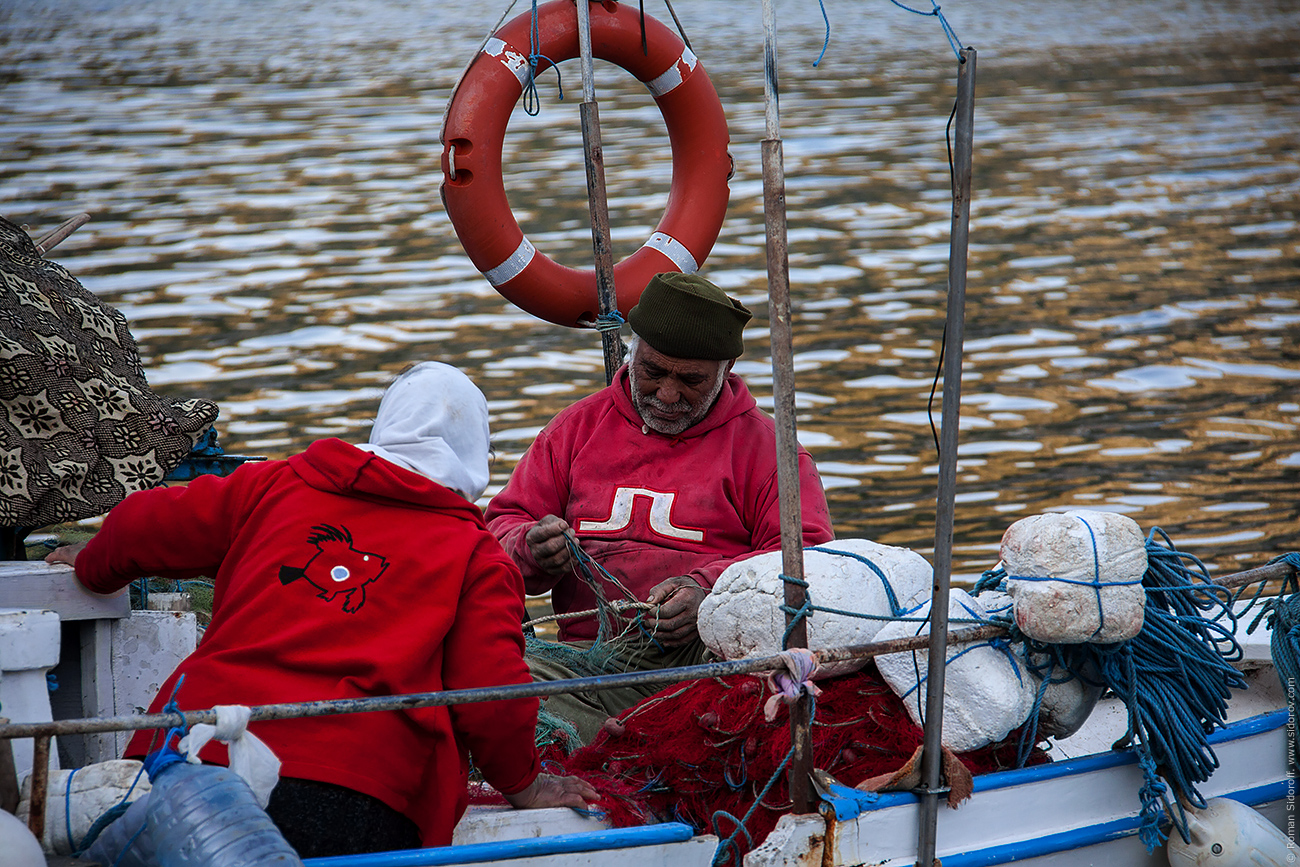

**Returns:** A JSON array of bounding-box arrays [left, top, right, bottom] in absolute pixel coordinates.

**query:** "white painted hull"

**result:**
[[311, 610, 1294, 867], [810, 709, 1291, 867], [306, 704, 1291, 867]]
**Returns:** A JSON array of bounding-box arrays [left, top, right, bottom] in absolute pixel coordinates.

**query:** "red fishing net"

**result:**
[[521, 663, 1048, 857]]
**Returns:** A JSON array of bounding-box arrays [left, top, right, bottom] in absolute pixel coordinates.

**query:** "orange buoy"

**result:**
[[440, 0, 731, 328]]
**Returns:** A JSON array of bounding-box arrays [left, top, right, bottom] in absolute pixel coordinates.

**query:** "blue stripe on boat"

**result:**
[[822, 709, 1289, 820], [935, 781, 1290, 867], [303, 822, 696, 866]]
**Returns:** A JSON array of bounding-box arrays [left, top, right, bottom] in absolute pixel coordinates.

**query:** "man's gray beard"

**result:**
[[631, 366, 726, 436]]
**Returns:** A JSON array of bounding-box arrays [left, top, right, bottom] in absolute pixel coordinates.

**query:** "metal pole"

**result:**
[[916, 47, 976, 867], [0, 626, 1016, 745], [760, 0, 814, 815], [575, 0, 623, 384]]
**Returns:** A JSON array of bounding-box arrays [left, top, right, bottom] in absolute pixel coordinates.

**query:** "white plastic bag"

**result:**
[[178, 705, 281, 807]]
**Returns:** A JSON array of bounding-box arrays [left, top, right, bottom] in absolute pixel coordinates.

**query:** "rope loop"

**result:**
[[778, 572, 813, 649], [710, 696, 817, 866], [523, 0, 564, 116], [887, 0, 964, 60], [594, 310, 626, 333]]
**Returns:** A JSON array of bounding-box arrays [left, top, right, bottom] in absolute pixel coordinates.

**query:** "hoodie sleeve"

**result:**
[[73, 465, 271, 594], [484, 426, 572, 596], [682, 450, 835, 589], [441, 535, 540, 796]]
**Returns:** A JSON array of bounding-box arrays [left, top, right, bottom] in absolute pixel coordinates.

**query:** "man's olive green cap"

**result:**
[[627, 272, 753, 360]]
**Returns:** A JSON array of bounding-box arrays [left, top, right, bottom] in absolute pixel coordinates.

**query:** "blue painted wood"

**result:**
[[303, 822, 696, 867], [935, 781, 1289, 867], [823, 708, 1289, 820]]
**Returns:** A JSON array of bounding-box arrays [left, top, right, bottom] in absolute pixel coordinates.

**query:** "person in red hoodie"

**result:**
[[486, 273, 835, 745], [46, 361, 595, 858]]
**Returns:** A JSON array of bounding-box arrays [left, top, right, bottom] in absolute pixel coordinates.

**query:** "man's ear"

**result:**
[[724, 359, 736, 375]]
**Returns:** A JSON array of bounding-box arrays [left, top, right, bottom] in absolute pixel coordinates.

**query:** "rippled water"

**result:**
[[2, 0, 1297, 580]]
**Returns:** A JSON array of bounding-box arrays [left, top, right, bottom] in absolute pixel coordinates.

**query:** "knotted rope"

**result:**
[[522, 0, 564, 116], [888, 0, 965, 60]]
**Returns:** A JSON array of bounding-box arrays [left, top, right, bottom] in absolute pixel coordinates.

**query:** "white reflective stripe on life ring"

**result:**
[[646, 47, 697, 98], [643, 232, 699, 273], [484, 37, 531, 87], [484, 236, 537, 286]]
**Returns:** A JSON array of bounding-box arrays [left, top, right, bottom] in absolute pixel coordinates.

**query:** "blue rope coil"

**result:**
[[1244, 552, 1300, 773], [984, 530, 1248, 851]]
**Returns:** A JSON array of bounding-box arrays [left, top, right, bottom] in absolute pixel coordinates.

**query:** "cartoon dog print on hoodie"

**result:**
[[279, 524, 389, 613]]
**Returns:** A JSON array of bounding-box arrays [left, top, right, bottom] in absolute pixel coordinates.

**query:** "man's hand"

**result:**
[[644, 576, 709, 647], [524, 515, 577, 576], [45, 542, 87, 569], [504, 772, 599, 810]]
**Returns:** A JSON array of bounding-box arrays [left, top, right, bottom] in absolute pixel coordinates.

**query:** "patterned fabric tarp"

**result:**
[[0, 215, 219, 529]]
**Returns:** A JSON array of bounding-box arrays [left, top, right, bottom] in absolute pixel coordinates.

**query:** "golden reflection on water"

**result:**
[[1, 0, 1297, 582]]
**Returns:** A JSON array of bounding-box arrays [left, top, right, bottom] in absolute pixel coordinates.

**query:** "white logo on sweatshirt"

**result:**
[[578, 487, 706, 542]]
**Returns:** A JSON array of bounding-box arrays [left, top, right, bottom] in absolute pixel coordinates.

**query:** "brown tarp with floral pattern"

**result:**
[[0, 216, 219, 529]]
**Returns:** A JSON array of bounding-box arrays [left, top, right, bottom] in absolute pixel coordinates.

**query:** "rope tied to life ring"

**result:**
[[440, 0, 732, 329]]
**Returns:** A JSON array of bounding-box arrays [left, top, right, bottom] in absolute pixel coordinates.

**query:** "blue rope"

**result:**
[[143, 745, 188, 781], [710, 696, 817, 866], [778, 572, 813, 650], [110, 817, 149, 867], [72, 744, 151, 854], [812, 0, 831, 67], [1245, 552, 1300, 771], [594, 311, 625, 333], [522, 0, 563, 116], [64, 767, 77, 852], [972, 565, 1006, 595], [1011, 531, 1246, 851], [887, 0, 964, 60], [807, 547, 906, 616]]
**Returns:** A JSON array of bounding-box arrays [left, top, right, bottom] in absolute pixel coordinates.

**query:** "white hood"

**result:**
[[355, 361, 491, 501]]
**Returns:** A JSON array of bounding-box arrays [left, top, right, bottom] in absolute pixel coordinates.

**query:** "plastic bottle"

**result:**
[[146, 760, 302, 867], [82, 793, 156, 867]]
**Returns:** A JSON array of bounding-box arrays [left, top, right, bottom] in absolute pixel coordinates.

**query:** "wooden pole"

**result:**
[[27, 735, 49, 839], [916, 47, 976, 867], [575, 0, 623, 384], [34, 213, 90, 255], [759, 0, 814, 815], [0, 719, 18, 815]]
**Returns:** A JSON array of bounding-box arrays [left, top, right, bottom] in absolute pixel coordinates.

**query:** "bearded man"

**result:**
[[486, 272, 834, 745]]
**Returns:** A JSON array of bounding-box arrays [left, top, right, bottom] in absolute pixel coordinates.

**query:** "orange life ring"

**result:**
[[440, 0, 731, 328]]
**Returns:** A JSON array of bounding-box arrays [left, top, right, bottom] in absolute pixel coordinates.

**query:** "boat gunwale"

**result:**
[[822, 707, 1289, 814]]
